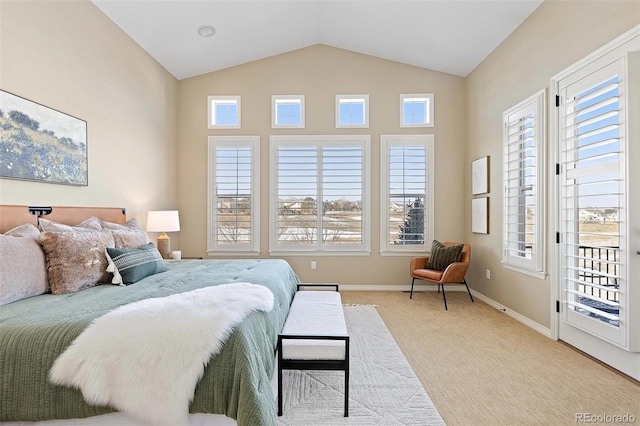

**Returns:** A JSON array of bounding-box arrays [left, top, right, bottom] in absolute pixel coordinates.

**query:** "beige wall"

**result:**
[[6, 0, 637, 329], [178, 45, 465, 285], [0, 0, 179, 230], [465, 0, 640, 327]]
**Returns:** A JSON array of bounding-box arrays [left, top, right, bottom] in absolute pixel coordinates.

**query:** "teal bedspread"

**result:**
[[0, 259, 299, 425]]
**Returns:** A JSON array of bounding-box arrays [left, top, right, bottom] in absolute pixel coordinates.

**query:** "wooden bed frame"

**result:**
[[0, 205, 127, 233]]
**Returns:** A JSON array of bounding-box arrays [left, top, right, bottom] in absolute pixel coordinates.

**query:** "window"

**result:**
[[208, 96, 241, 128], [269, 135, 370, 254], [272, 95, 305, 128], [400, 94, 434, 127], [502, 89, 545, 277], [380, 135, 434, 254], [207, 136, 259, 254], [335, 95, 369, 128]]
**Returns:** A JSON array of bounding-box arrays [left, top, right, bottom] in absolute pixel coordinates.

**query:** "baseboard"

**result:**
[[339, 284, 468, 292], [339, 284, 552, 339], [469, 290, 552, 338]]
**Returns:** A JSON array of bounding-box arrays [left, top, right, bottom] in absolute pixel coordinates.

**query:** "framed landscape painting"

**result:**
[[0, 90, 87, 186]]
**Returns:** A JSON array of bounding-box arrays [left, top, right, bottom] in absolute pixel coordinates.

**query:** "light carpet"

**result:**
[[277, 305, 445, 425]]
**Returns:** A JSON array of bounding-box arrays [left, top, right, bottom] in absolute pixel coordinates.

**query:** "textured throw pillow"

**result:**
[[425, 240, 464, 271], [105, 243, 166, 285], [100, 218, 148, 249], [38, 217, 102, 232], [0, 224, 47, 305], [39, 230, 115, 295]]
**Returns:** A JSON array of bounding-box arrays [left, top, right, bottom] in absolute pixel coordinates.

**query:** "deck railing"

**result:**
[[577, 246, 619, 317], [578, 245, 619, 298]]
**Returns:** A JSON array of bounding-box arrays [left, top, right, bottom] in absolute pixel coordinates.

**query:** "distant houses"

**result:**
[[579, 209, 619, 223]]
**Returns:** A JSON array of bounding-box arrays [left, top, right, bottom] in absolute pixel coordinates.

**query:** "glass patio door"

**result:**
[[554, 30, 640, 377], [558, 58, 627, 347]]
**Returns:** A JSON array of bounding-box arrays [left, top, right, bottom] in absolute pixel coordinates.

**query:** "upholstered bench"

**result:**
[[277, 284, 349, 417]]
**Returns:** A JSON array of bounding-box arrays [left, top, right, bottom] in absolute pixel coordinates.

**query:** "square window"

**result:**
[[400, 94, 433, 127], [208, 96, 241, 129], [336, 95, 369, 128], [272, 95, 305, 128]]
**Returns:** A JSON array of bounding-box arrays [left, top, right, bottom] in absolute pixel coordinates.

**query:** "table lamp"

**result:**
[[146, 210, 180, 259]]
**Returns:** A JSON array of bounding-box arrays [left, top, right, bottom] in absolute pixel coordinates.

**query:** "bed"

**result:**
[[0, 205, 299, 425]]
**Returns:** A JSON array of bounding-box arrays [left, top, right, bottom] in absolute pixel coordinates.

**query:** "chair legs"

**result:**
[[410, 277, 416, 299], [410, 278, 474, 310], [463, 279, 475, 303], [441, 284, 448, 310]]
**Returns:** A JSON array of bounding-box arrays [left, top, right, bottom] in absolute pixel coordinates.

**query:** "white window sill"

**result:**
[[502, 262, 546, 279]]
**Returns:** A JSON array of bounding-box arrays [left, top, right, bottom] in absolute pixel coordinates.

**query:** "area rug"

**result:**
[[277, 305, 445, 425]]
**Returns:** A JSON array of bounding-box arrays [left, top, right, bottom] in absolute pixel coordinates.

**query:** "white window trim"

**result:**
[[208, 96, 241, 129], [501, 89, 546, 279], [380, 134, 435, 255], [400, 93, 434, 128], [269, 134, 371, 255], [207, 136, 260, 255], [272, 95, 305, 129], [335, 95, 369, 128]]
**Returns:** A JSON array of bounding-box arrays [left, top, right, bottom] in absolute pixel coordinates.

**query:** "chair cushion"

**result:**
[[425, 240, 464, 271], [412, 268, 444, 281]]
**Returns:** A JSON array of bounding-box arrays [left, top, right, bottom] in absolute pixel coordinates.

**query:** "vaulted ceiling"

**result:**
[[92, 0, 543, 80]]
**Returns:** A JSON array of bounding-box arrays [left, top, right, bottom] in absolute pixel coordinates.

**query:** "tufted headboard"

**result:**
[[0, 205, 126, 233]]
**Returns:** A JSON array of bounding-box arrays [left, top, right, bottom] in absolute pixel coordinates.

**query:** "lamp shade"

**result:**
[[146, 210, 180, 232]]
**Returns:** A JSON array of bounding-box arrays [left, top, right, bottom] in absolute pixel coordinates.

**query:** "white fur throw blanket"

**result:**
[[49, 283, 274, 426]]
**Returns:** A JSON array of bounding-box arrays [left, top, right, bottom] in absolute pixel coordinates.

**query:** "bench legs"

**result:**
[[344, 339, 349, 416], [277, 345, 283, 417]]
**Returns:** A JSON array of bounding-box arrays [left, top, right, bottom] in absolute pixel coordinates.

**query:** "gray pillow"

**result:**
[[38, 217, 102, 232], [425, 240, 464, 271], [106, 243, 166, 285], [0, 224, 47, 305], [100, 218, 148, 249]]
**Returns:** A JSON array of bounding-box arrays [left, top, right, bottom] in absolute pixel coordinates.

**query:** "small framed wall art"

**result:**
[[472, 197, 489, 234], [471, 156, 489, 195]]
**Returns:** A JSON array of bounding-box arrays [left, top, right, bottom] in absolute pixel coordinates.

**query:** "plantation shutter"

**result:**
[[271, 136, 369, 252], [560, 60, 623, 326], [207, 137, 259, 253], [322, 144, 363, 245], [379, 135, 433, 254], [502, 90, 545, 276], [388, 144, 426, 246], [275, 144, 319, 246]]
